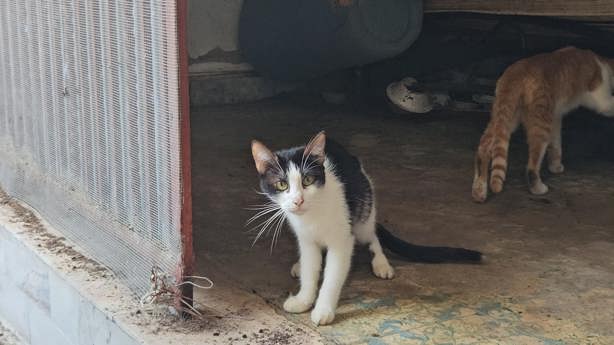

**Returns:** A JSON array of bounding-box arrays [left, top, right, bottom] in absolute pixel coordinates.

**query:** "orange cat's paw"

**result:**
[[548, 163, 565, 174], [472, 180, 488, 203], [530, 182, 549, 195]]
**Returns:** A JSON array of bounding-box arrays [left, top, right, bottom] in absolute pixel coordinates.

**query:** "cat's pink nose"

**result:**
[[293, 197, 304, 207]]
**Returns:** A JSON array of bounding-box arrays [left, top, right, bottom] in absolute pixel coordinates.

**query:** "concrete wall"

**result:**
[[0, 213, 139, 345], [188, 0, 246, 71]]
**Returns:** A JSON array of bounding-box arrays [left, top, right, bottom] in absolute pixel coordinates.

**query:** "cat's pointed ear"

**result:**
[[305, 131, 326, 163], [251, 140, 276, 174]]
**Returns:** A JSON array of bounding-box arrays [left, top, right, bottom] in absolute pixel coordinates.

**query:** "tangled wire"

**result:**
[[140, 266, 213, 318]]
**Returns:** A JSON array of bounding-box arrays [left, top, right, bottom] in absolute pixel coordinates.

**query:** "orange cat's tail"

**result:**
[[472, 87, 522, 202]]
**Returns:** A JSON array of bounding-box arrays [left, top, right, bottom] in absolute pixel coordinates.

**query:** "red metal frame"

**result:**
[[175, 0, 194, 314]]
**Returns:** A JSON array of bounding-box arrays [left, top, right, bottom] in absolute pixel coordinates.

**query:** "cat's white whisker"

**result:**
[[251, 220, 274, 245], [272, 157, 284, 175], [271, 217, 285, 250], [245, 206, 280, 226], [245, 203, 277, 210], [301, 151, 311, 172], [269, 221, 280, 253], [302, 132, 323, 171], [246, 201, 277, 207], [269, 213, 286, 254], [275, 216, 286, 248], [251, 209, 284, 246], [302, 152, 310, 166], [253, 212, 283, 246], [244, 203, 277, 211], [247, 210, 282, 234], [244, 199, 278, 211], [303, 159, 320, 172]]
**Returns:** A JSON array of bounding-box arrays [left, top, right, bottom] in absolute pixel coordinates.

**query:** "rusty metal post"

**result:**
[[175, 0, 195, 317]]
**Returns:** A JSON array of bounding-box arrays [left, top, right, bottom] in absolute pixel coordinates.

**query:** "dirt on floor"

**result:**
[[0, 189, 107, 276], [191, 94, 614, 345], [0, 320, 23, 345]]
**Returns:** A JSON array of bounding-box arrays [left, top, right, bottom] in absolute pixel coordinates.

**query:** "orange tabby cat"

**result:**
[[472, 47, 614, 202]]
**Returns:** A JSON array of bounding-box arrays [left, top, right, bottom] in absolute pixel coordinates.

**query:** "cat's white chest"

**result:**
[[288, 216, 331, 245], [286, 170, 352, 246]]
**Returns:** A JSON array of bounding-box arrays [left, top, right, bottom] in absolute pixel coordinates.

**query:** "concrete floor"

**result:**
[[192, 95, 614, 345]]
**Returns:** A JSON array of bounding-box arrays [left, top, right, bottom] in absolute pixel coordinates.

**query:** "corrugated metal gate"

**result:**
[[0, 0, 192, 302]]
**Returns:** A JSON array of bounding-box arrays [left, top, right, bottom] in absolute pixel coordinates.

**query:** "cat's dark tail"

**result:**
[[376, 224, 482, 263]]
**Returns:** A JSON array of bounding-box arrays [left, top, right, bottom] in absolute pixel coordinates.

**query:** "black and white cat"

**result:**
[[250, 131, 482, 325]]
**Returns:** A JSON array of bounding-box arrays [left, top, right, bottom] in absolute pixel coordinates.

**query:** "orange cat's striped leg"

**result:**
[[526, 132, 550, 195], [472, 151, 489, 202], [472, 132, 492, 202], [547, 117, 564, 174]]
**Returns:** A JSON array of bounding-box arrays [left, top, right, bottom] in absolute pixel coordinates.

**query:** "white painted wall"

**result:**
[[188, 0, 243, 60], [186, 0, 295, 104]]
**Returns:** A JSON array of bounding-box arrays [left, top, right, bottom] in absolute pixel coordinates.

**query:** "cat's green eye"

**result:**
[[303, 175, 316, 186], [274, 181, 288, 191]]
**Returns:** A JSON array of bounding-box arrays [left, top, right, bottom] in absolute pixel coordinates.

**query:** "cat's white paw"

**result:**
[[290, 262, 300, 278], [372, 259, 395, 279], [548, 163, 565, 174], [311, 304, 335, 326], [283, 295, 312, 314], [530, 181, 549, 195]]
